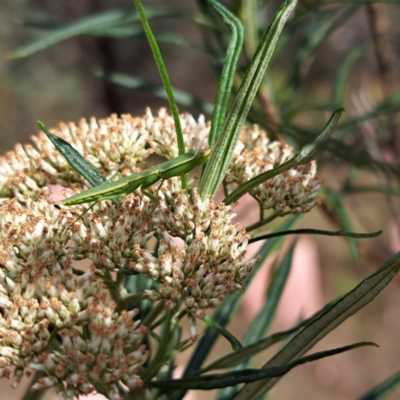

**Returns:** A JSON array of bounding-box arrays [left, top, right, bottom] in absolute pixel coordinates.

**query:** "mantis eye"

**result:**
[[200, 148, 211, 158]]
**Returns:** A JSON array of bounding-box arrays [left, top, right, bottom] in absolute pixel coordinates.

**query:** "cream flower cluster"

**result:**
[[227, 126, 324, 214], [0, 109, 324, 397], [0, 194, 147, 399], [64, 181, 258, 338], [145, 107, 210, 158], [139, 183, 259, 337], [0, 114, 152, 200]]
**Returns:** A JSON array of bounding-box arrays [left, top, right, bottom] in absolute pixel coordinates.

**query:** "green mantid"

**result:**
[[59, 147, 211, 206]]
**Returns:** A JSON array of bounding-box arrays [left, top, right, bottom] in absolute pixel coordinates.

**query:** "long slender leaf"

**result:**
[[243, 242, 296, 346], [324, 187, 359, 260], [248, 228, 382, 244], [224, 108, 343, 205], [202, 291, 351, 374], [286, 124, 400, 178], [207, 0, 244, 146], [10, 9, 176, 59], [333, 46, 364, 105], [201, 328, 299, 373], [234, 252, 400, 399], [152, 342, 376, 391], [199, 0, 298, 200], [132, 0, 186, 179], [95, 69, 214, 114], [358, 369, 400, 400]]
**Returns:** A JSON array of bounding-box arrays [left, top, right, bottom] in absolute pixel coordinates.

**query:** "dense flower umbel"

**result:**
[[0, 109, 323, 397], [139, 181, 260, 338], [145, 107, 210, 159], [0, 194, 147, 399], [0, 114, 152, 200], [227, 127, 324, 214]]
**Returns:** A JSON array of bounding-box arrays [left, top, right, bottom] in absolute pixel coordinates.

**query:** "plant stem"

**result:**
[[246, 211, 290, 232], [141, 309, 175, 384], [142, 301, 165, 328]]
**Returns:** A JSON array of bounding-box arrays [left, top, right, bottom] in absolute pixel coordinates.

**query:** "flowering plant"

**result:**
[[3, 0, 400, 399]]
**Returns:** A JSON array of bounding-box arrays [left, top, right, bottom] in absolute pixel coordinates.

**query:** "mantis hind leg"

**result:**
[[141, 179, 164, 212]]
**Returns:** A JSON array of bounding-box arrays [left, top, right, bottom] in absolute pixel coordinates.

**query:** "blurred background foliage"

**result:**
[[2, 0, 400, 399]]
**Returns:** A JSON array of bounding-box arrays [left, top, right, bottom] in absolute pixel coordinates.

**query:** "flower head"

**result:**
[[0, 193, 147, 398], [227, 126, 323, 214], [0, 109, 323, 394]]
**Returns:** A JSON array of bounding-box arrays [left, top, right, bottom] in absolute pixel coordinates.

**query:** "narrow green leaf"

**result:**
[[234, 253, 400, 399], [95, 69, 214, 114], [11, 10, 130, 58], [248, 228, 382, 244], [324, 188, 359, 260], [242, 242, 296, 346], [358, 369, 400, 400], [207, 0, 244, 146], [285, 123, 400, 178], [37, 121, 106, 187], [11, 9, 169, 59], [338, 89, 400, 130], [202, 315, 243, 351], [199, 0, 298, 200], [224, 108, 343, 205], [333, 46, 364, 105], [132, 0, 187, 188], [203, 292, 350, 375], [152, 342, 376, 390], [201, 326, 300, 373], [241, 0, 259, 57]]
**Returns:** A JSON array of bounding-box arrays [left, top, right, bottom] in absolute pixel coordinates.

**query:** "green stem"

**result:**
[[104, 270, 121, 303], [132, 0, 187, 189], [141, 309, 176, 384], [246, 211, 290, 232], [116, 292, 146, 313], [142, 301, 165, 327]]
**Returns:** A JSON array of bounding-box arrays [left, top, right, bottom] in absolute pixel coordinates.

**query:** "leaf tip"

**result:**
[[37, 120, 46, 132]]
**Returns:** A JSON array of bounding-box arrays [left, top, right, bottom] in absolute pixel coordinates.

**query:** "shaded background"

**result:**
[[1, 0, 400, 399]]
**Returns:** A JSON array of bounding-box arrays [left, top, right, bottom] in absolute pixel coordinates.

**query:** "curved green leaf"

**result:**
[[95, 69, 214, 114], [224, 108, 343, 205], [207, 0, 244, 146], [201, 324, 299, 373], [333, 45, 365, 105], [324, 187, 359, 260], [358, 369, 400, 400], [152, 342, 376, 391], [132, 0, 186, 174], [11, 9, 171, 59], [248, 228, 382, 244], [202, 315, 242, 351], [243, 242, 296, 345], [199, 0, 298, 200], [234, 252, 400, 399]]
